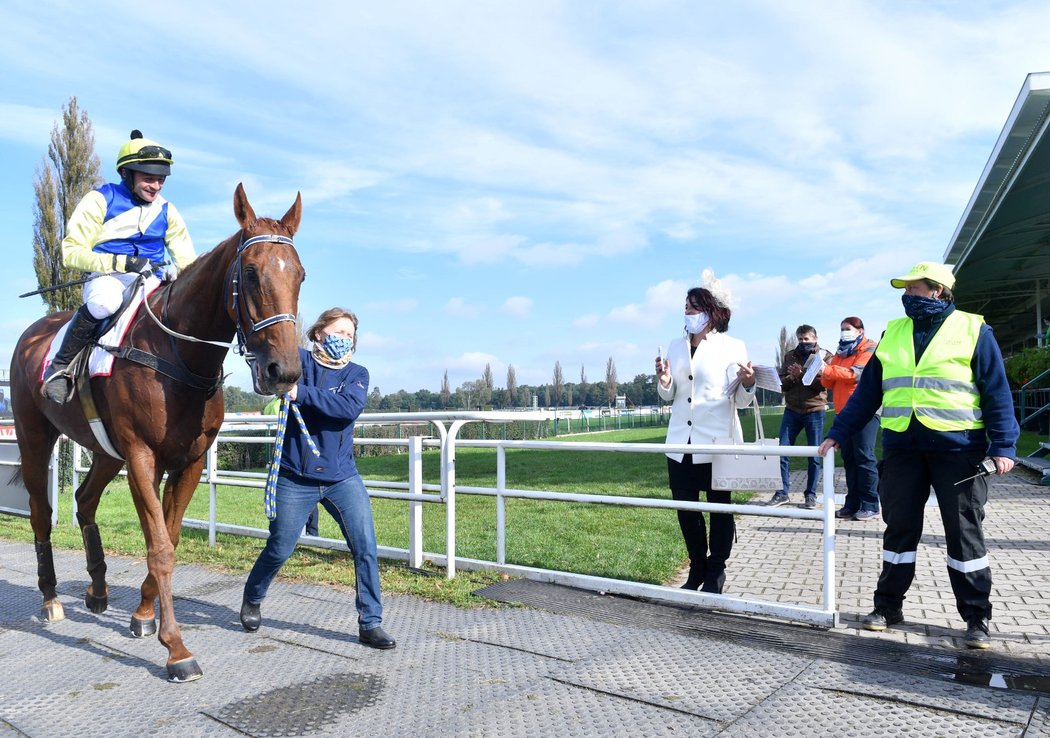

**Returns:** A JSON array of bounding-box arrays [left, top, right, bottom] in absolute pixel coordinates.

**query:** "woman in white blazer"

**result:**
[[656, 278, 755, 593]]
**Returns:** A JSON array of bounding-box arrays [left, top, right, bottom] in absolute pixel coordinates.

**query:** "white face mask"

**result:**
[[840, 329, 860, 342], [684, 312, 709, 335]]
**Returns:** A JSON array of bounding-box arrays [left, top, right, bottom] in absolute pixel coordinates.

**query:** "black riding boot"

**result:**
[[41, 306, 101, 403]]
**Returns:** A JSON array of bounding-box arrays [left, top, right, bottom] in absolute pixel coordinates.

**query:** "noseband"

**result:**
[[227, 234, 298, 361]]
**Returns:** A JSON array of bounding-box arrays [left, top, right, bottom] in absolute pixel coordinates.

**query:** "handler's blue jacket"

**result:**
[[826, 304, 1019, 459], [280, 348, 369, 483]]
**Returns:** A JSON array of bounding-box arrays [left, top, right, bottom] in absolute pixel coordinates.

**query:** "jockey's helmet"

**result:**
[[116, 130, 173, 177]]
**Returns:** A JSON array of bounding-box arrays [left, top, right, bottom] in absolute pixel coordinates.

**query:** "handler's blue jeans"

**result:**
[[840, 415, 880, 514], [244, 472, 383, 629], [779, 408, 825, 497]]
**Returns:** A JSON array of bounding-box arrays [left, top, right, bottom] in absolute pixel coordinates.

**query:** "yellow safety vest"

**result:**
[[876, 310, 984, 432]]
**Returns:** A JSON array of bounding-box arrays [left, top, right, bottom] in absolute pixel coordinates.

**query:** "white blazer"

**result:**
[[658, 332, 755, 463]]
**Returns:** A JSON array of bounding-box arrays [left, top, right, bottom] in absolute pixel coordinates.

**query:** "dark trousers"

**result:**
[[874, 448, 992, 622], [840, 416, 880, 513], [668, 457, 734, 593], [778, 408, 825, 497]]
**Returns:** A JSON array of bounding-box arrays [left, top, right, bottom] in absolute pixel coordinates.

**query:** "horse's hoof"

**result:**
[[167, 658, 203, 683], [130, 615, 157, 638], [85, 592, 109, 614], [40, 599, 65, 622]]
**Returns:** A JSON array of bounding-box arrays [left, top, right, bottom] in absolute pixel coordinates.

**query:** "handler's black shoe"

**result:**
[[240, 598, 261, 632], [862, 607, 904, 631], [964, 618, 992, 649], [359, 625, 396, 650]]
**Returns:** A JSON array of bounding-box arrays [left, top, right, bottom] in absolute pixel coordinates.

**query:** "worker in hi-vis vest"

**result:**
[[819, 261, 1018, 651]]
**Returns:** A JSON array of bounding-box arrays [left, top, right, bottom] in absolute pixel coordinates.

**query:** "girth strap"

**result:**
[[100, 345, 223, 392]]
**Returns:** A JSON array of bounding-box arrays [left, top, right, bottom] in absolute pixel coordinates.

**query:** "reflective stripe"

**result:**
[[912, 377, 979, 394], [947, 554, 989, 573], [882, 376, 914, 390], [883, 549, 917, 565], [881, 407, 912, 418], [915, 407, 982, 422]]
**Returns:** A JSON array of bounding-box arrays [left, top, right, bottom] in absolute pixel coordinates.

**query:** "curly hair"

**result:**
[[686, 287, 731, 332]]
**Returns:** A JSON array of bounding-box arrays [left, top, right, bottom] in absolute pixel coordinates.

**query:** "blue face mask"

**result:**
[[322, 334, 354, 361], [901, 294, 949, 320]]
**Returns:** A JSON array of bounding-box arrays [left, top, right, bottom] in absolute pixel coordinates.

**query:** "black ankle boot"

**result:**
[[42, 306, 101, 403], [680, 566, 704, 591], [240, 597, 262, 632]]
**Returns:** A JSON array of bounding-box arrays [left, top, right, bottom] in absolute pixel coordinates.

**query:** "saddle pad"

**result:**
[[40, 276, 162, 380]]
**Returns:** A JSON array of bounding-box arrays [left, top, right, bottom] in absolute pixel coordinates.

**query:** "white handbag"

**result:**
[[711, 399, 781, 491]]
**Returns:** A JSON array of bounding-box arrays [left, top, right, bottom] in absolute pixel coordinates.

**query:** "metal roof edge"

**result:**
[[944, 72, 1050, 267]]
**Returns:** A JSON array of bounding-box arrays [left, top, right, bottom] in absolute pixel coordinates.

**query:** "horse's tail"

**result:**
[[8, 465, 24, 488]]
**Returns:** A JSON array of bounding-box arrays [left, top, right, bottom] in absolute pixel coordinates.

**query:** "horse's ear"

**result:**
[[279, 192, 303, 236], [233, 183, 257, 230]]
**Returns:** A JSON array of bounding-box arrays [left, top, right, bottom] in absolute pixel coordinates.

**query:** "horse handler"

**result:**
[[818, 262, 1018, 649], [241, 307, 396, 650]]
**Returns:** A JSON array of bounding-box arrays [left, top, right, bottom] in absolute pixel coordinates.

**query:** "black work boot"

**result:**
[[41, 306, 101, 403], [963, 617, 991, 649], [861, 607, 904, 631]]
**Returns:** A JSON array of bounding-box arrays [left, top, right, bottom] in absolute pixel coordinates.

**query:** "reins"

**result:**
[[140, 233, 298, 359]]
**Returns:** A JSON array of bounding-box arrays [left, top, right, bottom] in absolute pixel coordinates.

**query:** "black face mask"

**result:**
[[796, 341, 816, 354]]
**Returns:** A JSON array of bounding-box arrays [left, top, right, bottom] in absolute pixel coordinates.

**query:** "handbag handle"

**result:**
[[727, 395, 765, 444]]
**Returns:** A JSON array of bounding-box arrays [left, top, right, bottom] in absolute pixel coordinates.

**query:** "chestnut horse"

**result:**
[[9, 184, 305, 682]]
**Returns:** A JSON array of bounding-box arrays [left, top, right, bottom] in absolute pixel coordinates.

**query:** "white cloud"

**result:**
[[606, 279, 688, 328], [501, 296, 533, 317], [445, 297, 480, 318]]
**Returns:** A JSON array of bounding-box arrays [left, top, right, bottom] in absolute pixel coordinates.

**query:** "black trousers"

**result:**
[[667, 457, 734, 593], [874, 448, 992, 622]]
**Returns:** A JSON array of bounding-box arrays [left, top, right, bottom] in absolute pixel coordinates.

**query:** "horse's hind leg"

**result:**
[[73, 454, 125, 615]]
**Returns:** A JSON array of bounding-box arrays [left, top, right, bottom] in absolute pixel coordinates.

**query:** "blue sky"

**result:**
[[1, 1, 1047, 397]]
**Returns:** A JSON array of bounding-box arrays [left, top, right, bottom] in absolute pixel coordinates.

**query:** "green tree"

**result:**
[[32, 96, 103, 313], [506, 365, 518, 407], [552, 361, 564, 408], [578, 364, 589, 406], [440, 370, 450, 408], [482, 363, 494, 406], [605, 356, 618, 406], [776, 325, 796, 370]]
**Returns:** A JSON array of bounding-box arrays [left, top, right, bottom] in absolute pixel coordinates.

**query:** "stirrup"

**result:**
[[41, 367, 75, 403]]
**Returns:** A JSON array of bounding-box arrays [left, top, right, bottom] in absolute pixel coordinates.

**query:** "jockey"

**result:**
[[42, 130, 197, 403]]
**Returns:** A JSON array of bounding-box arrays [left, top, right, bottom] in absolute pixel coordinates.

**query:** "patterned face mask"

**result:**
[[322, 334, 354, 360]]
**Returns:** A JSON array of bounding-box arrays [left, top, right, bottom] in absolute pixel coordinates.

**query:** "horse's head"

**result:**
[[230, 183, 306, 395]]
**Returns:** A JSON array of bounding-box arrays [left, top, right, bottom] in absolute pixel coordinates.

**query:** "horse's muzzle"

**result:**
[[253, 356, 302, 396]]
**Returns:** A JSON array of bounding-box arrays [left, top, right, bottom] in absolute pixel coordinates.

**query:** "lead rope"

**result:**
[[264, 394, 320, 520]]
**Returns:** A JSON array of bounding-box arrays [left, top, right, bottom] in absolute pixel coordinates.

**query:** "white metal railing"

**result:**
[[49, 411, 839, 626]]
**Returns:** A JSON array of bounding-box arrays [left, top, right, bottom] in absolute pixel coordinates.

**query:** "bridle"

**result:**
[[141, 232, 298, 364], [227, 234, 298, 362]]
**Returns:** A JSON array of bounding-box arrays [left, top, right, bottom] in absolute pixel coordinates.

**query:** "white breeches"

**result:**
[[82, 273, 140, 320]]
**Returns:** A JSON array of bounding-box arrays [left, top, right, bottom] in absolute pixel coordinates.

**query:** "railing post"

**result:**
[[407, 435, 423, 568], [207, 440, 218, 547], [821, 447, 837, 622], [70, 440, 80, 526], [444, 420, 469, 579], [496, 444, 506, 565], [49, 442, 60, 528]]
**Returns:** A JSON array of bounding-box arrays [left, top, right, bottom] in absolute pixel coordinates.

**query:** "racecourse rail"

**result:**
[[1, 411, 840, 627]]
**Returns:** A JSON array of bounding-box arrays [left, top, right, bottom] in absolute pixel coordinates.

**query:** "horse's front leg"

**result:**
[[125, 454, 203, 683], [131, 457, 206, 639], [18, 420, 63, 622], [73, 454, 125, 615]]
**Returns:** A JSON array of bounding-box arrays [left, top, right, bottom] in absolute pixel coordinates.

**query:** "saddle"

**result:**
[[43, 278, 221, 460]]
